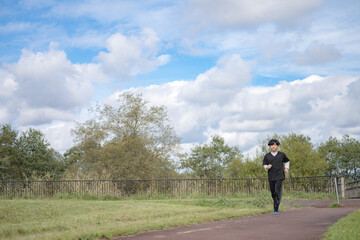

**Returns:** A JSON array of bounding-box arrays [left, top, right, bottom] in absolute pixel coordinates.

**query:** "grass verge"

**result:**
[[322, 209, 360, 240], [0, 191, 336, 240], [0, 199, 270, 240]]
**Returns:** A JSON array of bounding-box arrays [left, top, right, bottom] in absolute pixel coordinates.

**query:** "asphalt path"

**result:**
[[113, 199, 360, 240]]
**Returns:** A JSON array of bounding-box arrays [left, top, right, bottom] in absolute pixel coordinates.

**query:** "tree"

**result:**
[[70, 92, 180, 179], [319, 135, 360, 180], [278, 133, 326, 177], [0, 124, 20, 180], [0, 124, 64, 180], [318, 137, 339, 176], [225, 156, 266, 178], [16, 128, 65, 180], [180, 135, 242, 178]]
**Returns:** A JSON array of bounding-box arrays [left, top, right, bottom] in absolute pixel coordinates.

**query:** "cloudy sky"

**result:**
[[1, 0, 360, 155]]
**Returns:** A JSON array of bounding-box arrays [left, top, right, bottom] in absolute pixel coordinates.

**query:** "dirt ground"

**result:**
[[113, 199, 360, 240]]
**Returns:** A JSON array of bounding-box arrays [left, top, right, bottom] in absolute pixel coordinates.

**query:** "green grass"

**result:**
[[0, 191, 337, 240], [0, 199, 270, 240], [329, 202, 342, 208], [282, 190, 337, 201], [322, 209, 360, 240]]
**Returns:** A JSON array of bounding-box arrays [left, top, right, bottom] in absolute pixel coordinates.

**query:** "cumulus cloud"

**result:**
[[0, 70, 18, 98], [0, 27, 174, 155], [0, 28, 172, 153], [104, 54, 360, 155], [26, 53, 357, 155], [0, 48, 101, 125], [17, 108, 75, 125], [37, 121, 76, 153], [293, 41, 341, 65], [4, 49, 93, 109], [180, 54, 251, 104], [106, 54, 251, 138], [184, 0, 323, 28], [96, 28, 170, 79], [0, 107, 11, 123]]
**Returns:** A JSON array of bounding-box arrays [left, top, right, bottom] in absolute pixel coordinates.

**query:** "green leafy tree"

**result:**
[[279, 133, 326, 177], [225, 156, 266, 178], [0, 124, 20, 180], [62, 146, 84, 178], [319, 135, 360, 180], [63, 146, 83, 168], [180, 135, 242, 178], [70, 92, 180, 179], [0, 124, 64, 180], [17, 128, 65, 180], [318, 137, 339, 176]]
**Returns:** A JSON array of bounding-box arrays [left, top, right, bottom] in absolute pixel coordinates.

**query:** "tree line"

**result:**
[[1, 93, 359, 181]]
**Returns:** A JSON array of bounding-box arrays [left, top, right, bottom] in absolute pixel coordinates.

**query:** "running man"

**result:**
[[263, 139, 290, 214]]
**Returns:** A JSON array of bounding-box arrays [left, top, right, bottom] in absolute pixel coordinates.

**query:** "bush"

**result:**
[[329, 202, 342, 208]]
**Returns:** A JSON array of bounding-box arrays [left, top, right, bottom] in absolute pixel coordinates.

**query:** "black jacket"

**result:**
[[263, 152, 289, 181]]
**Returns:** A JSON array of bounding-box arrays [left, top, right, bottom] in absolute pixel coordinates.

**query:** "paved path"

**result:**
[[114, 199, 360, 240]]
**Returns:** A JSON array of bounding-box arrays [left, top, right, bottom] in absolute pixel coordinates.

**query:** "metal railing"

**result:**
[[0, 176, 340, 198]]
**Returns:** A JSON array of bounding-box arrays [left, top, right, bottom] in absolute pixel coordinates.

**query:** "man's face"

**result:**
[[270, 144, 278, 152]]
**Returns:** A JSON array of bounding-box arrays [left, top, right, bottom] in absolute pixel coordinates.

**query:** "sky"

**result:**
[[1, 0, 360, 156]]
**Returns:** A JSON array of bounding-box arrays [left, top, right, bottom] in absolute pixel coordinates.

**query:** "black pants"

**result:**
[[269, 179, 283, 211]]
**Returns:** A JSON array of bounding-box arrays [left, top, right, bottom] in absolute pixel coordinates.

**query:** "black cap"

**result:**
[[268, 139, 280, 146]]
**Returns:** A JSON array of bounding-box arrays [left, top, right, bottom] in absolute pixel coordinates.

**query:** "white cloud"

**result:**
[[104, 55, 360, 155], [184, 0, 323, 28], [65, 30, 109, 49], [96, 28, 170, 80], [0, 27, 173, 152], [179, 54, 251, 104], [293, 41, 341, 65], [105, 54, 255, 144], [0, 22, 34, 33], [50, 0, 139, 23], [4, 49, 94, 109], [16, 107, 75, 125], [1, 1, 359, 156], [220, 119, 274, 132], [0, 107, 11, 123], [0, 70, 18, 97], [38, 121, 75, 153], [0, 48, 100, 125], [18, 53, 357, 155]]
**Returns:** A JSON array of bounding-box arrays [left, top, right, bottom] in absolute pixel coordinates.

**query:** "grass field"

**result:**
[[0, 191, 336, 240], [322, 209, 360, 240]]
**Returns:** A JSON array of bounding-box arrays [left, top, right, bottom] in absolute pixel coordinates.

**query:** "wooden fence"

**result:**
[[0, 176, 340, 198]]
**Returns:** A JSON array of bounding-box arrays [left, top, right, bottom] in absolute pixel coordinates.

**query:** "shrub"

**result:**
[[329, 202, 342, 208]]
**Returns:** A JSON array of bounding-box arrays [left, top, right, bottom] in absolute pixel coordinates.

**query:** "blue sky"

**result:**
[[1, 0, 360, 155]]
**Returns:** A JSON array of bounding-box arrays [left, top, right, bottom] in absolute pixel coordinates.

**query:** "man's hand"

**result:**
[[285, 168, 289, 174], [267, 164, 272, 169]]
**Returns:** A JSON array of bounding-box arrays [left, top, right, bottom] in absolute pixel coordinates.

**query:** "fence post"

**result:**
[[334, 177, 340, 204], [341, 177, 345, 199]]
